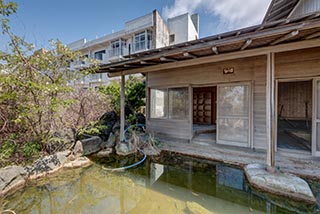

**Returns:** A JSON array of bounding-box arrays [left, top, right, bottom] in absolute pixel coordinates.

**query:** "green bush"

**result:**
[[0, 141, 16, 159], [22, 141, 41, 157], [78, 121, 107, 137]]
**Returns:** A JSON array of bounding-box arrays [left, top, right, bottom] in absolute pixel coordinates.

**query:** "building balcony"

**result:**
[[109, 47, 124, 58]]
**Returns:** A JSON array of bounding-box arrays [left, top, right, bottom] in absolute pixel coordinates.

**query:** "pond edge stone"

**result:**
[[244, 163, 316, 204], [0, 150, 92, 197]]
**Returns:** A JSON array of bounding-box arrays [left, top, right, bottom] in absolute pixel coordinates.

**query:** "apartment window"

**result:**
[[81, 55, 88, 65], [169, 34, 175, 43], [94, 50, 105, 60], [109, 39, 125, 57], [150, 87, 189, 120], [134, 31, 152, 52], [90, 73, 102, 81]]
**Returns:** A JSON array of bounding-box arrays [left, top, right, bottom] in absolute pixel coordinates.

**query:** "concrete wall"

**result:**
[[167, 13, 199, 45], [153, 10, 169, 49]]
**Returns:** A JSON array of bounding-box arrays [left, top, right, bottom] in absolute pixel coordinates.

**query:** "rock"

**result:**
[[63, 157, 92, 169], [115, 141, 136, 156], [46, 128, 75, 154], [112, 121, 120, 133], [244, 164, 316, 204], [91, 148, 113, 158], [73, 136, 103, 156], [186, 201, 211, 214], [25, 150, 70, 176], [101, 132, 117, 149], [99, 111, 118, 141], [135, 113, 146, 125], [0, 166, 26, 194]]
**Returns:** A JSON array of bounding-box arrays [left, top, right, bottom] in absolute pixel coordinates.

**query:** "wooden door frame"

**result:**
[[216, 81, 252, 148], [312, 78, 320, 156], [275, 77, 313, 154], [190, 84, 217, 140], [192, 86, 216, 125]]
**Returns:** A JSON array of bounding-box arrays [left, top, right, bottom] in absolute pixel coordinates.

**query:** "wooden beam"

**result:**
[[241, 39, 252, 50], [160, 56, 177, 62], [270, 30, 299, 45], [120, 75, 125, 141], [183, 52, 197, 59], [266, 52, 276, 171], [304, 31, 320, 40], [140, 60, 157, 65], [124, 64, 142, 68], [212, 47, 219, 55], [104, 20, 319, 72], [107, 38, 320, 77]]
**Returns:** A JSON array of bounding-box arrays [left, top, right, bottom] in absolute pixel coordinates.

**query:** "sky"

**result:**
[[1, 0, 271, 50]]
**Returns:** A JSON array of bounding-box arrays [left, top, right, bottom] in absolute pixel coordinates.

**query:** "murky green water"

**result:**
[[2, 153, 320, 214]]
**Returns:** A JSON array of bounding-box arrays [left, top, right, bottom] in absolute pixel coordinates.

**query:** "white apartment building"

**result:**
[[67, 10, 199, 89]]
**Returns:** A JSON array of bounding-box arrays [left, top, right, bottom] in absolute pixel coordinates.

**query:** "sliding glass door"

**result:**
[[217, 83, 251, 147]]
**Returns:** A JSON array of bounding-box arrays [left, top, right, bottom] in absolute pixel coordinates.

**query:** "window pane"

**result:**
[[218, 85, 249, 117], [150, 89, 167, 118], [169, 88, 189, 120], [218, 118, 249, 142]]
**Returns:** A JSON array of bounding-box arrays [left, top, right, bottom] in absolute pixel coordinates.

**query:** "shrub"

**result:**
[[22, 141, 41, 158], [0, 141, 16, 159]]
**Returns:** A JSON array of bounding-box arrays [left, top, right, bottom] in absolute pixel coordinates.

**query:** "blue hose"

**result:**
[[102, 124, 147, 172]]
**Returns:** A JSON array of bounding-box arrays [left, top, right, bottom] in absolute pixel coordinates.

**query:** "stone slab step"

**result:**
[[244, 164, 316, 204]]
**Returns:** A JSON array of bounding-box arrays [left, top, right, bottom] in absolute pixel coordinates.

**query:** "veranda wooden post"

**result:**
[[266, 52, 276, 171], [120, 74, 125, 142]]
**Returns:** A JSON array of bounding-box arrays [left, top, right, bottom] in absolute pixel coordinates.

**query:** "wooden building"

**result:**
[[99, 0, 320, 166]]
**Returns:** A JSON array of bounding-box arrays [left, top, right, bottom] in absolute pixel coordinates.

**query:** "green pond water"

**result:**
[[2, 153, 320, 214]]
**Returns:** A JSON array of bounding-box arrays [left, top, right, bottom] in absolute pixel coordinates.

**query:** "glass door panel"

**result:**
[[217, 83, 251, 147]]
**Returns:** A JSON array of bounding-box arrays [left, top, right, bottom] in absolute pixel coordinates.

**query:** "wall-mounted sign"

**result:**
[[223, 67, 234, 74]]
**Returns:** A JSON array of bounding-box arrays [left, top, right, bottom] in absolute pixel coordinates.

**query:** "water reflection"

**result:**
[[2, 153, 319, 214]]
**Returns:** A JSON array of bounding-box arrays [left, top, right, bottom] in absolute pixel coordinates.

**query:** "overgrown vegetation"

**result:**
[[0, 0, 111, 166], [98, 75, 145, 114], [0, 0, 147, 167]]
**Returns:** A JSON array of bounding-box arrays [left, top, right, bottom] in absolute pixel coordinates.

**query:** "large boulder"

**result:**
[[100, 132, 117, 149], [25, 150, 70, 176], [99, 111, 118, 141], [73, 136, 103, 156], [115, 141, 136, 156], [0, 166, 27, 194], [46, 128, 75, 154]]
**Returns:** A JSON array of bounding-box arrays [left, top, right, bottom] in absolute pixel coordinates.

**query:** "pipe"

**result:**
[[102, 124, 147, 172]]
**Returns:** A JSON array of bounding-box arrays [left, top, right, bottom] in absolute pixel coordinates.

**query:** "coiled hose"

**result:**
[[102, 124, 147, 171]]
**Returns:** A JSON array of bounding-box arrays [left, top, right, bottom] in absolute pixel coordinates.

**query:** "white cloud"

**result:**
[[163, 0, 271, 34]]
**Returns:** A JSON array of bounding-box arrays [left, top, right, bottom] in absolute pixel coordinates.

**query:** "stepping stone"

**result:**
[[244, 164, 316, 204]]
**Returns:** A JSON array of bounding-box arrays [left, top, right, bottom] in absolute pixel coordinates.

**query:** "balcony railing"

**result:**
[[109, 47, 124, 58]]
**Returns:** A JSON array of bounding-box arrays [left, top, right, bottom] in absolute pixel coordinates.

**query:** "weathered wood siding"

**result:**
[[146, 47, 320, 148], [146, 119, 191, 139], [275, 47, 320, 79], [147, 56, 268, 148], [291, 0, 320, 18], [278, 81, 313, 120], [253, 60, 267, 149]]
